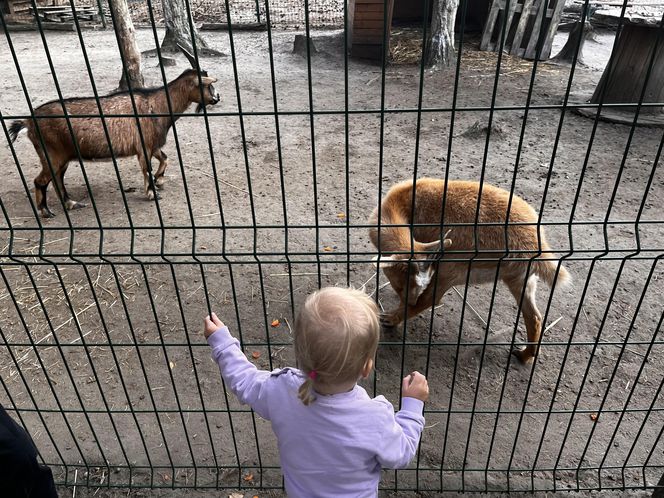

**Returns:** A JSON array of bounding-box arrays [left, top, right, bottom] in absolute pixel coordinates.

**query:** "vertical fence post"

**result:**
[[97, 0, 107, 28]]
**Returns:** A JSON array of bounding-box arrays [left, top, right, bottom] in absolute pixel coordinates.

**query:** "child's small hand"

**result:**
[[204, 312, 225, 339], [402, 371, 429, 402]]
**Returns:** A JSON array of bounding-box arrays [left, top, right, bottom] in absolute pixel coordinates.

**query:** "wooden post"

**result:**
[[96, 0, 106, 28]]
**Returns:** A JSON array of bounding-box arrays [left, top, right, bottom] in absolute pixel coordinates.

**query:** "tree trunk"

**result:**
[[109, 0, 144, 90], [551, 19, 593, 64], [427, 0, 459, 69], [159, 0, 223, 56]]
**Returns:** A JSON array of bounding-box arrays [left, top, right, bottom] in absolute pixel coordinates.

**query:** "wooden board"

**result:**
[[480, 0, 565, 60], [348, 0, 394, 59], [31, 5, 100, 23]]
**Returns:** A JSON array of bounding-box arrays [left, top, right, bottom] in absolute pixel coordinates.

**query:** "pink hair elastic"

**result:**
[[308, 370, 318, 381]]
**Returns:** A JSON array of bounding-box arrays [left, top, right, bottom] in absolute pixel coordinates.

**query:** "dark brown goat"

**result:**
[[9, 67, 219, 217]]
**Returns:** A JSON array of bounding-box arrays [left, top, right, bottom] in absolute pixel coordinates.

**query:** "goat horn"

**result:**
[[177, 43, 198, 69]]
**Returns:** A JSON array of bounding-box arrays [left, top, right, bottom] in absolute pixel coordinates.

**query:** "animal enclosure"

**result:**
[[0, 0, 663, 495]]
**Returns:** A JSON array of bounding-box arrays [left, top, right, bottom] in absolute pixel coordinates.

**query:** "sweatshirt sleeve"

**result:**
[[375, 397, 425, 469], [207, 326, 272, 420]]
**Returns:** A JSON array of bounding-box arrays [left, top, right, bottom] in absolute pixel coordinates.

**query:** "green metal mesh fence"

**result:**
[[1, 0, 663, 493]]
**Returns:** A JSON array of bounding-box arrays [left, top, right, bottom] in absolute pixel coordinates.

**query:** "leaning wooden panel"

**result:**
[[480, 0, 565, 60]]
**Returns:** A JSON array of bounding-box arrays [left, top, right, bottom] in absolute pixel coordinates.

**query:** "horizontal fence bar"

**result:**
[[2, 101, 664, 121], [5, 406, 663, 415], [1, 254, 663, 263]]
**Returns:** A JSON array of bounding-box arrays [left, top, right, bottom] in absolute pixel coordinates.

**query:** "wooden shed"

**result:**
[[348, 0, 491, 61], [347, 0, 395, 60]]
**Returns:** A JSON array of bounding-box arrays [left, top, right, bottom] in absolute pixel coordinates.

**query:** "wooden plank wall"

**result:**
[[349, 0, 395, 60], [480, 0, 565, 60]]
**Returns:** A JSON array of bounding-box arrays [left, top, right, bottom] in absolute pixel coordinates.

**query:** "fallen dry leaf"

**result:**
[[337, 212, 346, 219], [229, 493, 243, 498], [251, 351, 261, 359], [243, 472, 254, 482], [169, 361, 175, 370], [271, 319, 280, 327], [323, 246, 333, 252], [590, 413, 598, 421]]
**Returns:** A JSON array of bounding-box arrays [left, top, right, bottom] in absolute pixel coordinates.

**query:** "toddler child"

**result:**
[[204, 286, 429, 498]]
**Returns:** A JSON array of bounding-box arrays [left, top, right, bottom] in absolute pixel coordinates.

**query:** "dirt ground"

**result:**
[[1, 25, 663, 494]]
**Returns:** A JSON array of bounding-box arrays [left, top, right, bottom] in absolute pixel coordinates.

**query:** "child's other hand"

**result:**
[[402, 371, 429, 402], [204, 312, 225, 339]]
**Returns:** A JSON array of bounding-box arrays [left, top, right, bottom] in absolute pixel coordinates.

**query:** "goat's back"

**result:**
[[370, 178, 570, 286], [26, 94, 157, 159]]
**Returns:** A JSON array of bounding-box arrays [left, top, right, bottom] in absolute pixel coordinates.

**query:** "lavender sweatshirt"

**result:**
[[208, 326, 425, 498]]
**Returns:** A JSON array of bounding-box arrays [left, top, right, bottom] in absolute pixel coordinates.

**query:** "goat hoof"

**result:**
[[40, 207, 56, 219], [155, 176, 165, 189], [146, 190, 160, 201], [510, 347, 535, 365], [66, 200, 87, 210], [380, 312, 400, 329]]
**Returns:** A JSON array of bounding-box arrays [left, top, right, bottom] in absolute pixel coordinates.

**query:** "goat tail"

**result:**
[[8, 121, 26, 144], [533, 254, 571, 289]]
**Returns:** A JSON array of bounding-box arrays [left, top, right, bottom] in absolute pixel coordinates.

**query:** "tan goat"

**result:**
[[369, 178, 570, 363]]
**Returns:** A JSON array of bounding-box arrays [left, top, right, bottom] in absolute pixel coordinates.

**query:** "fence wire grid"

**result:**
[[1, 0, 664, 494], [126, 0, 344, 27]]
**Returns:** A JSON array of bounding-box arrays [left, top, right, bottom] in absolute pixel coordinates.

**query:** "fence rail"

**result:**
[[1, 0, 664, 494]]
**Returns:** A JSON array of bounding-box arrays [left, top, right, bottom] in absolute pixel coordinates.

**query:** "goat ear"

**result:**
[[372, 255, 398, 268], [201, 76, 218, 84], [177, 43, 199, 70]]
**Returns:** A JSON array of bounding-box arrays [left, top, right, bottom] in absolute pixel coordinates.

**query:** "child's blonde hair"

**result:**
[[294, 287, 380, 405]]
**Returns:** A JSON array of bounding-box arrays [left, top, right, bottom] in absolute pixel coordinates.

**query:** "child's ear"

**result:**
[[361, 358, 374, 379]]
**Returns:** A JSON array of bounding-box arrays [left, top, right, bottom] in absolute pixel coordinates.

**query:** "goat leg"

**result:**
[[54, 164, 86, 211], [154, 150, 168, 189], [380, 309, 403, 329], [34, 170, 55, 218], [508, 275, 542, 365], [138, 153, 160, 201]]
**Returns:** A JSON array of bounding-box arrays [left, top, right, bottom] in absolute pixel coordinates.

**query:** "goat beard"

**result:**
[[196, 103, 206, 113]]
